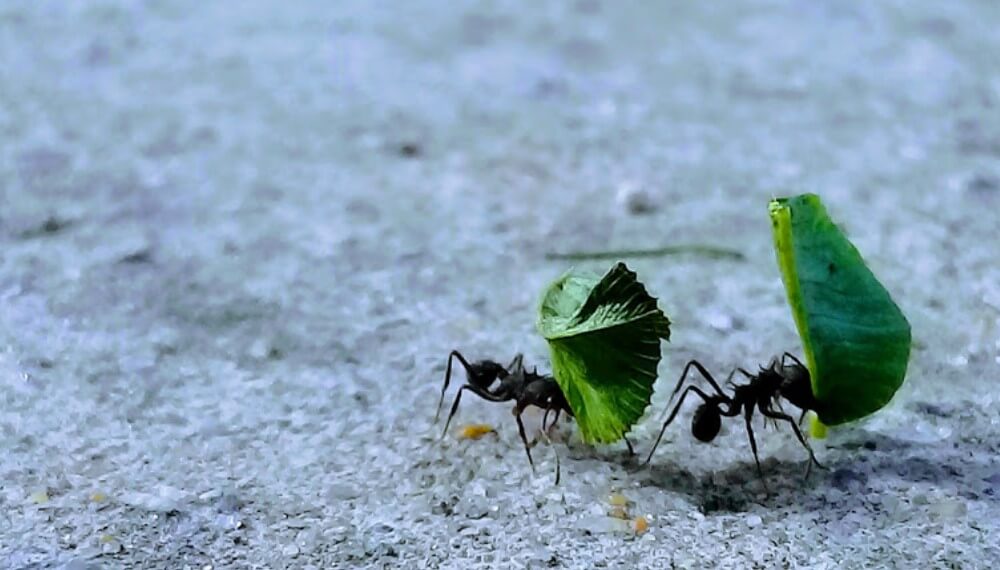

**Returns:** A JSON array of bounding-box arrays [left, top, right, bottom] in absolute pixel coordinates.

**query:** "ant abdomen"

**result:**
[[692, 403, 721, 442]]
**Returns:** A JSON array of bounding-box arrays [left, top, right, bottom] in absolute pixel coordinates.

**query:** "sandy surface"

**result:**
[[2, 1, 999, 568]]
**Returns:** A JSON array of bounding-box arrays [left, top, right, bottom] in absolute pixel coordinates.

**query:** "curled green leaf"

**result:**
[[538, 262, 671, 444], [769, 194, 911, 426]]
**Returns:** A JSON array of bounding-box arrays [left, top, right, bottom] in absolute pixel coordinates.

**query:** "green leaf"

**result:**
[[537, 262, 671, 444], [769, 194, 911, 426]]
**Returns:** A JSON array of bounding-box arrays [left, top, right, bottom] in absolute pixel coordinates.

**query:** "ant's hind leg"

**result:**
[[436, 351, 472, 422], [624, 437, 636, 457]]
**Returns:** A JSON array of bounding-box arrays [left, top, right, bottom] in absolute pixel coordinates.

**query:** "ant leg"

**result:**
[[506, 353, 524, 375], [549, 409, 562, 431], [743, 406, 769, 494], [513, 406, 536, 473], [537, 403, 563, 484], [624, 437, 636, 457], [797, 408, 808, 426], [441, 384, 510, 439], [761, 408, 825, 472], [663, 360, 730, 417], [646, 385, 720, 464], [781, 352, 806, 368], [436, 350, 472, 422]]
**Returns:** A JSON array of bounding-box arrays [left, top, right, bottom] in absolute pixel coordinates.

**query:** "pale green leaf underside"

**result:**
[[538, 262, 671, 444], [769, 194, 911, 425]]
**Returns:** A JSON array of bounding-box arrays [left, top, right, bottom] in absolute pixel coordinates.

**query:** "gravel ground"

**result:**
[[2, 1, 1000, 568]]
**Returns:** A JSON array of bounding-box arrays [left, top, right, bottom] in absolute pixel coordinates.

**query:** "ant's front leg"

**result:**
[[781, 352, 806, 369], [760, 406, 825, 475], [441, 384, 511, 438], [538, 403, 565, 484], [436, 351, 472, 422]]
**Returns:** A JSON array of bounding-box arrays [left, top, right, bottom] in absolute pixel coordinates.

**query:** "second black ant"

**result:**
[[645, 353, 824, 491]]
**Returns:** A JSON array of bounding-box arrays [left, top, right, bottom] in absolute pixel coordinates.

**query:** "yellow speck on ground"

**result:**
[[30, 490, 49, 504], [100, 534, 115, 544], [634, 516, 650, 534], [90, 492, 107, 502], [457, 424, 496, 439], [607, 493, 632, 519], [609, 506, 630, 520], [607, 493, 629, 507]]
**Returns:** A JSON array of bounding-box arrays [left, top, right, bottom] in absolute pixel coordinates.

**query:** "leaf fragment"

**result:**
[[769, 194, 911, 425], [538, 262, 671, 444]]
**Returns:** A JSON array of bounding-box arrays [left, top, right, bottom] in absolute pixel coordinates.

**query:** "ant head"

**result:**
[[691, 402, 722, 442], [466, 360, 507, 388], [778, 363, 815, 410]]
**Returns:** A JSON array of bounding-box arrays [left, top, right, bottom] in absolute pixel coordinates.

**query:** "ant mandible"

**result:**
[[645, 352, 824, 489], [435, 350, 574, 479]]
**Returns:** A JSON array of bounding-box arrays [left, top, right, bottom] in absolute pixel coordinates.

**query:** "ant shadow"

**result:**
[[559, 434, 821, 512], [569, 425, 1000, 514], [635, 455, 823, 512], [822, 429, 1000, 502]]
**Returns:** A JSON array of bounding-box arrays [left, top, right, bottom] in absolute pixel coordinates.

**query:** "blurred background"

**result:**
[[2, 1, 998, 567]]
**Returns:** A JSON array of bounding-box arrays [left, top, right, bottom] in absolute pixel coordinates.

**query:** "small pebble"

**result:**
[[283, 544, 301, 558], [633, 515, 650, 534], [30, 490, 49, 504], [746, 514, 763, 528]]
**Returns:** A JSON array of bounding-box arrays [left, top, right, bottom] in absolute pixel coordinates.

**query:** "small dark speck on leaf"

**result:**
[[828, 262, 837, 274], [863, 440, 877, 451]]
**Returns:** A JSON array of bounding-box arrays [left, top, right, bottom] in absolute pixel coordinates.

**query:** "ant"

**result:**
[[435, 350, 573, 481], [645, 353, 824, 491]]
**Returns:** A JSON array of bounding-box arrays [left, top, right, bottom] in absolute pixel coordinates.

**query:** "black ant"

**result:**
[[645, 353, 824, 491], [435, 350, 574, 481]]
